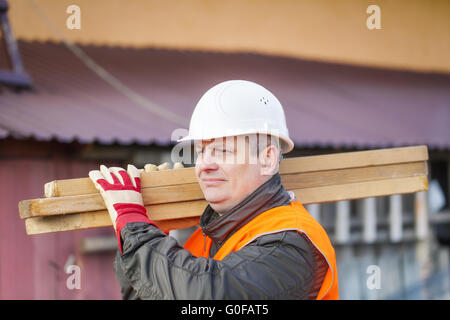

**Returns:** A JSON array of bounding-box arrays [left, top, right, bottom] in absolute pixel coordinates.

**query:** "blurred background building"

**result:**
[[0, 0, 449, 299]]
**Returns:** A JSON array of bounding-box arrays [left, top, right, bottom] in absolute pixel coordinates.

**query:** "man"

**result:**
[[89, 80, 339, 299]]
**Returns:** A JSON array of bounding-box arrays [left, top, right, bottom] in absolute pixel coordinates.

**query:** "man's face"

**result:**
[[194, 136, 267, 214]]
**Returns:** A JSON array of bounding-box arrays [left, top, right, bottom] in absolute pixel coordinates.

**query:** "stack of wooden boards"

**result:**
[[18, 145, 429, 235]]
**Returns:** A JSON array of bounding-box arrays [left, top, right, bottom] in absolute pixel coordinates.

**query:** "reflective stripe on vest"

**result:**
[[183, 200, 339, 300]]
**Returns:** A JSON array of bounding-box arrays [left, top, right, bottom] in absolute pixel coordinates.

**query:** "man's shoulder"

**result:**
[[246, 229, 315, 254]]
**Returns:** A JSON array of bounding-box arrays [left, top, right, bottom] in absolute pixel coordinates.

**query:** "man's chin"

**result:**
[[206, 197, 226, 205], [205, 196, 228, 210]]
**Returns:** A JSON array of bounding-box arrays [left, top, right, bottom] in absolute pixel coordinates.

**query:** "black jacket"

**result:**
[[114, 173, 328, 299]]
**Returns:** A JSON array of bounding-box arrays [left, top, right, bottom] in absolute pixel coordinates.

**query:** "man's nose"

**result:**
[[197, 149, 219, 172]]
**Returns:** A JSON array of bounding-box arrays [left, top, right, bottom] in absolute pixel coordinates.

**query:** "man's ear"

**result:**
[[259, 145, 279, 176]]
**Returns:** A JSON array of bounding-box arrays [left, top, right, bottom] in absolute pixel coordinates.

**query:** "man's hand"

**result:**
[[89, 164, 154, 252]]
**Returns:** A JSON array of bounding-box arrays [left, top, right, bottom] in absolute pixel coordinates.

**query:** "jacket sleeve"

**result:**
[[114, 222, 325, 300], [113, 249, 140, 300]]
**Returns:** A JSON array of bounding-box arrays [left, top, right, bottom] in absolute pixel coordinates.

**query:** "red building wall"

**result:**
[[0, 156, 122, 299]]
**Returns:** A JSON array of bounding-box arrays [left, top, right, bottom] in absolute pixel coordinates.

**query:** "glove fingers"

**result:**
[[109, 167, 129, 185], [100, 165, 120, 185], [144, 163, 158, 172], [89, 170, 108, 190], [173, 162, 184, 169], [127, 164, 141, 188], [157, 162, 169, 171]]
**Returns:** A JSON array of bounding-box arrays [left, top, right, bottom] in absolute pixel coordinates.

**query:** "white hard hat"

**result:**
[[178, 80, 294, 154]]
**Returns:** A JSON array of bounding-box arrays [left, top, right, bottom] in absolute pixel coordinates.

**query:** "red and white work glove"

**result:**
[[89, 164, 156, 253]]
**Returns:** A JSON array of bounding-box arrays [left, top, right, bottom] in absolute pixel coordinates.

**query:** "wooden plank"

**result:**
[[43, 145, 428, 197], [25, 213, 200, 235], [279, 145, 428, 175], [24, 175, 428, 235], [295, 175, 428, 204], [281, 161, 426, 189], [20, 197, 208, 221], [20, 161, 427, 219]]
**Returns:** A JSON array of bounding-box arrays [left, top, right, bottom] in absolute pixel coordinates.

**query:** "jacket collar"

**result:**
[[199, 172, 292, 245]]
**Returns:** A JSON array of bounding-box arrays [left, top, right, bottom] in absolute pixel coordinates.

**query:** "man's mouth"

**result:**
[[202, 178, 226, 187]]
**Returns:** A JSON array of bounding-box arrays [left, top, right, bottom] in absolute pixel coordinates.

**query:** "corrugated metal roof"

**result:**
[[1, 41, 449, 149]]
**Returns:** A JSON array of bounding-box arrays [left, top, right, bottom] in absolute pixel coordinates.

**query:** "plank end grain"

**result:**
[[18, 200, 31, 219], [44, 180, 57, 198]]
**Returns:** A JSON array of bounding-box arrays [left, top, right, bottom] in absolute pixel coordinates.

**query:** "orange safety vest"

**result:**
[[184, 200, 339, 300]]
